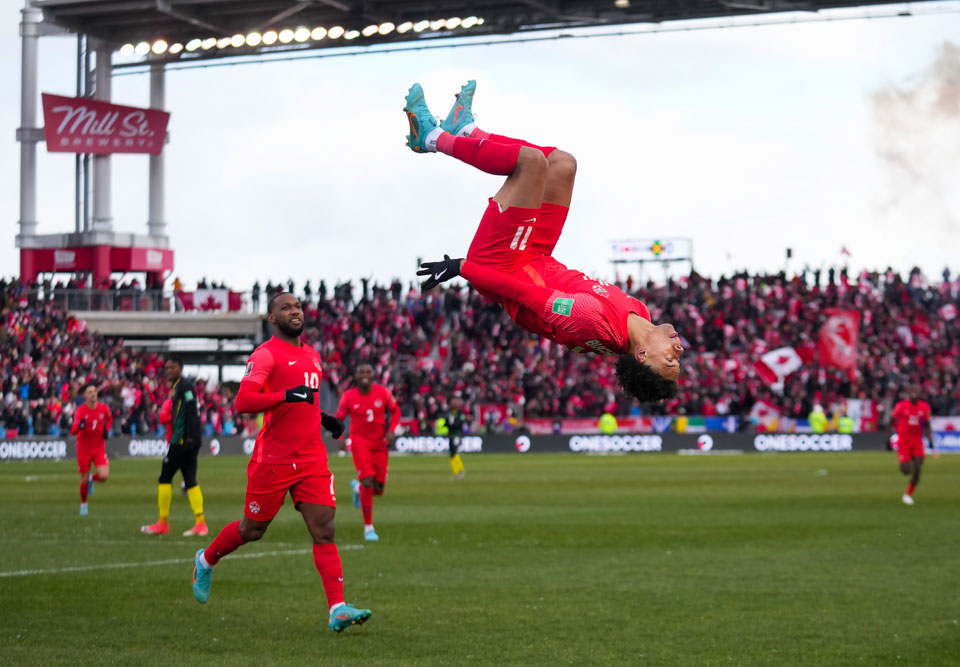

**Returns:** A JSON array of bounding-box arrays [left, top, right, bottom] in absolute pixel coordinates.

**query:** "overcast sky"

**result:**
[[3, 3, 960, 291]]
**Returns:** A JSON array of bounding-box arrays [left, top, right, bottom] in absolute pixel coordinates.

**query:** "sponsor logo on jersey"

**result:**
[[592, 284, 609, 298], [551, 297, 574, 317], [248, 501, 261, 515], [583, 339, 616, 355]]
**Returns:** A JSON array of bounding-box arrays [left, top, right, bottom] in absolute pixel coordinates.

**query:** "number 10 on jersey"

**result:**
[[303, 372, 320, 389]]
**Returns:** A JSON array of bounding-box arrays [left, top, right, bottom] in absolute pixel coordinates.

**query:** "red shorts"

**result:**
[[352, 443, 388, 485], [466, 198, 570, 276], [77, 445, 108, 474], [244, 458, 335, 521], [897, 437, 925, 463]]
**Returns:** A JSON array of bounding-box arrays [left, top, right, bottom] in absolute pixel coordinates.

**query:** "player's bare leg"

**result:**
[[300, 502, 372, 631]]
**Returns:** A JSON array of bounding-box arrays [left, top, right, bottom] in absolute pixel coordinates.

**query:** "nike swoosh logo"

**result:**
[[433, 269, 446, 282], [293, 393, 306, 399], [288, 361, 296, 365], [453, 104, 463, 123], [523, 217, 537, 223]]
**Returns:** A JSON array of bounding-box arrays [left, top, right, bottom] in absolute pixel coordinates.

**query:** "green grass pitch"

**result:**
[[1, 452, 957, 666]]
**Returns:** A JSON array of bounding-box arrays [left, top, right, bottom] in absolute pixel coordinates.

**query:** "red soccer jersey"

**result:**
[[892, 400, 931, 444], [336, 385, 398, 447], [242, 336, 328, 464], [71, 402, 112, 448]]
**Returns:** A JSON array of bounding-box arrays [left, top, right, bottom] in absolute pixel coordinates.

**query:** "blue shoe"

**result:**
[[364, 527, 379, 542], [79, 503, 88, 516], [350, 479, 361, 509], [192, 548, 213, 604], [404, 83, 439, 153], [328, 603, 372, 632], [441, 79, 477, 137]]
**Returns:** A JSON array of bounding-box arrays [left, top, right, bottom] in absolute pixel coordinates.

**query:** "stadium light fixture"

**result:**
[[278, 29, 295, 43], [362, 24, 378, 37], [478, 18, 485, 24], [379, 22, 395, 35], [216, 37, 231, 48], [311, 27, 327, 40], [185, 38, 202, 51], [230, 34, 245, 47], [151, 40, 168, 54], [246, 32, 262, 47], [397, 21, 413, 33], [614, 0, 630, 7], [168, 42, 184, 54], [414, 20, 430, 32], [445, 17, 462, 29], [294, 27, 311, 42], [119, 43, 135, 56], [262, 30, 278, 45], [430, 19, 446, 30], [462, 16, 479, 28], [135, 41, 150, 56], [328, 26, 345, 39], [344, 29, 360, 40], [201, 37, 217, 50]]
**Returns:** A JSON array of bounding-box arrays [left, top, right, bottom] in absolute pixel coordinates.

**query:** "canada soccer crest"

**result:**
[[374, 400, 383, 408], [592, 284, 609, 298], [248, 501, 260, 515], [313, 360, 322, 371]]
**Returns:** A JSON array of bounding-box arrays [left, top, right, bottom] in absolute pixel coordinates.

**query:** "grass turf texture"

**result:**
[[0, 453, 957, 666]]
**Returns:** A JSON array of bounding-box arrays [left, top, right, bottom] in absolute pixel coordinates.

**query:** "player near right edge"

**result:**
[[886, 384, 934, 505], [191, 292, 371, 632], [336, 363, 399, 542]]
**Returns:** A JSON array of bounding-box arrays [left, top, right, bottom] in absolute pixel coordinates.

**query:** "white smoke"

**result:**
[[872, 42, 960, 233]]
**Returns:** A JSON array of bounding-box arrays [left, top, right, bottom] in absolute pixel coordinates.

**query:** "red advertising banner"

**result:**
[[818, 309, 861, 376], [41, 93, 170, 155]]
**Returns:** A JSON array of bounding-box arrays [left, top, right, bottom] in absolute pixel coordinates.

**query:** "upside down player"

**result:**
[[336, 363, 399, 542], [71, 382, 112, 516], [405, 81, 684, 402], [191, 292, 372, 632], [886, 385, 934, 505]]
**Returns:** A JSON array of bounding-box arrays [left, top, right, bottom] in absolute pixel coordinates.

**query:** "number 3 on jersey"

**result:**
[[302, 372, 320, 389]]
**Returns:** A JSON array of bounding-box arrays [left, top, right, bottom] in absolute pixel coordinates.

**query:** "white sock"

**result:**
[[198, 552, 212, 569], [459, 122, 477, 138], [330, 602, 346, 615], [364, 524, 374, 532], [425, 127, 443, 152]]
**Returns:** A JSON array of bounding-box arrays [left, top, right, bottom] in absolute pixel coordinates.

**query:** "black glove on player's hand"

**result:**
[[321, 413, 345, 440], [418, 255, 463, 291], [285, 385, 317, 404]]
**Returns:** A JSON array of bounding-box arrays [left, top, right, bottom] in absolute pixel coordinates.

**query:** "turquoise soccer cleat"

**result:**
[[192, 548, 213, 604], [441, 79, 477, 137], [79, 503, 88, 516], [328, 603, 372, 632], [364, 527, 379, 542], [403, 83, 439, 153], [350, 479, 361, 509]]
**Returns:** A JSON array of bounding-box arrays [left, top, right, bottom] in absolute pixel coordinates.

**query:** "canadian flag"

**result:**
[[754, 346, 803, 384], [940, 303, 957, 321]]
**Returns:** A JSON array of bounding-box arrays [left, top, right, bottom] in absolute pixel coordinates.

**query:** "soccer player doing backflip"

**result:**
[[336, 363, 399, 542], [191, 292, 371, 632], [886, 384, 934, 505], [405, 81, 684, 403]]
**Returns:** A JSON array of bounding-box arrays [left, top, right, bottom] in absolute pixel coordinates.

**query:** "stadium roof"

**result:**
[[36, 0, 927, 64]]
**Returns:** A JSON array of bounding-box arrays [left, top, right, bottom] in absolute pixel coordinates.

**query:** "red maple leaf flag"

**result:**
[[754, 346, 803, 384], [818, 309, 861, 376]]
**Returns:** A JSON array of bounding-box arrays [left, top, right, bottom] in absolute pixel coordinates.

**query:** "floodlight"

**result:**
[[345, 29, 360, 40], [294, 27, 310, 42], [414, 20, 430, 32], [311, 27, 327, 40], [379, 22, 395, 35], [185, 38, 202, 51], [262, 31, 278, 45], [230, 34, 245, 47], [246, 32, 262, 47], [216, 37, 231, 48], [119, 43, 135, 56], [278, 29, 295, 43], [328, 26, 345, 39], [135, 42, 150, 55], [362, 24, 378, 37], [168, 43, 183, 54], [397, 22, 413, 33], [202, 37, 217, 50], [430, 19, 446, 30], [445, 17, 461, 29], [462, 16, 479, 28]]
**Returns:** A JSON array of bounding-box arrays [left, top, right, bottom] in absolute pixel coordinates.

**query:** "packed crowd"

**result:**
[[2, 266, 958, 437]]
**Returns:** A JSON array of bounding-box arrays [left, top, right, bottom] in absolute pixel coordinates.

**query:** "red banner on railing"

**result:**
[[41, 93, 170, 155]]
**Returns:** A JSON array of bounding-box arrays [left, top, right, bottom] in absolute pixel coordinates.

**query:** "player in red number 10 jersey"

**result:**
[[887, 385, 934, 505], [336, 363, 399, 542], [191, 292, 372, 632], [405, 80, 684, 405], [70, 382, 112, 516]]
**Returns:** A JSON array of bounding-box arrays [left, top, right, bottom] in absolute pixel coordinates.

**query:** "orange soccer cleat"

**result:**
[[183, 522, 209, 537], [140, 521, 170, 535]]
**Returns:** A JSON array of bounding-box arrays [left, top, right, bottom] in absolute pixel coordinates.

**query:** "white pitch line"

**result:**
[[0, 544, 364, 578]]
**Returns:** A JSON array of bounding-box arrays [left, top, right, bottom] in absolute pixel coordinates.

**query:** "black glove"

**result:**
[[417, 255, 463, 291], [284, 385, 317, 404], [103, 423, 109, 438], [321, 412, 345, 440], [78, 418, 86, 430]]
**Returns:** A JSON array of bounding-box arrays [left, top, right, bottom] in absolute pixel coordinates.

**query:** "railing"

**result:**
[[14, 288, 254, 314]]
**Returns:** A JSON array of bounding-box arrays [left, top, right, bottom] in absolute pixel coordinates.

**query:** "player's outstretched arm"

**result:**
[[418, 255, 464, 291], [320, 412, 345, 440]]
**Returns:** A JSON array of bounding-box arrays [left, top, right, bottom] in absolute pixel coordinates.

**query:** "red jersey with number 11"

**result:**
[[242, 336, 328, 465], [337, 385, 398, 447]]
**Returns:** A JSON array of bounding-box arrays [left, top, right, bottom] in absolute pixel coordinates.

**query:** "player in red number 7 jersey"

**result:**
[[336, 363, 400, 542], [405, 80, 683, 404], [886, 384, 934, 505], [70, 381, 112, 516], [191, 292, 372, 632]]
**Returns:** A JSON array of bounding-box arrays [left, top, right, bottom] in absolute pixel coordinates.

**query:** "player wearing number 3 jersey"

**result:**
[[191, 292, 371, 632], [405, 80, 684, 404]]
